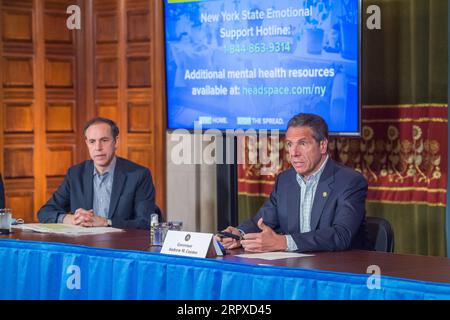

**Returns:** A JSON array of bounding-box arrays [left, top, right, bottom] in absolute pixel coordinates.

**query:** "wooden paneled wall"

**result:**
[[0, 0, 166, 222]]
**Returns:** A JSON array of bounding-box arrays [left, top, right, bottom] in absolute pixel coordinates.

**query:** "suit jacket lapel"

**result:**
[[83, 161, 94, 210], [108, 158, 126, 219], [287, 169, 301, 234], [310, 159, 335, 230]]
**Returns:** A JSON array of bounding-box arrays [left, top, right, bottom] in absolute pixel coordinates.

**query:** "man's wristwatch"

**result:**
[[107, 219, 112, 227]]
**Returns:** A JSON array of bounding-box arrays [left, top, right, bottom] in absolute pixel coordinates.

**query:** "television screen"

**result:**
[[164, 0, 360, 134]]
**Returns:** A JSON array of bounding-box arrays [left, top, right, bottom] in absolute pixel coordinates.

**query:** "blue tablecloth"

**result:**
[[0, 239, 449, 299]]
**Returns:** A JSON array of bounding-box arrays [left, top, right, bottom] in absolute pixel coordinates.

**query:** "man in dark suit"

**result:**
[[218, 113, 368, 252], [0, 174, 5, 209], [38, 117, 157, 229]]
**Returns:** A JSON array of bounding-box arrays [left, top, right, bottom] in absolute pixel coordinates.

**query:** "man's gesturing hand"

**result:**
[[241, 218, 287, 252]]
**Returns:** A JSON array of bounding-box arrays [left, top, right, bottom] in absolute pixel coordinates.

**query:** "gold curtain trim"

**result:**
[[366, 199, 446, 207], [362, 117, 448, 123], [238, 194, 446, 207], [238, 179, 275, 185], [239, 185, 446, 193], [369, 186, 447, 193], [238, 191, 270, 197], [363, 104, 447, 109]]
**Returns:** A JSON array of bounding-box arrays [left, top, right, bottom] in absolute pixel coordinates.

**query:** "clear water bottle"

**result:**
[[149, 213, 159, 246], [0, 208, 12, 234]]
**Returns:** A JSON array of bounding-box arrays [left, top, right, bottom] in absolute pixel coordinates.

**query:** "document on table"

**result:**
[[13, 223, 123, 235], [236, 252, 314, 260]]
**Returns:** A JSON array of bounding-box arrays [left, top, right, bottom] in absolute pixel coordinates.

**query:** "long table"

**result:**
[[1, 228, 450, 299]]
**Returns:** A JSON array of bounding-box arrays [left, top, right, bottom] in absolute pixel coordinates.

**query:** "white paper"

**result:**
[[13, 223, 123, 235], [236, 252, 314, 260]]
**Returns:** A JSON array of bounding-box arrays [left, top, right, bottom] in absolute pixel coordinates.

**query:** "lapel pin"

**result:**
[[323, 192, 328, 198]]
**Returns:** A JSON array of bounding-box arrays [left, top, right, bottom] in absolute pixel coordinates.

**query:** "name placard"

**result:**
[[161, 230, 223, 258]]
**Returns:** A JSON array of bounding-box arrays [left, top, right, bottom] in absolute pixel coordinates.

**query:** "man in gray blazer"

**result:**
[[38, 117, 158, 229], [219, 113, 368, 252]]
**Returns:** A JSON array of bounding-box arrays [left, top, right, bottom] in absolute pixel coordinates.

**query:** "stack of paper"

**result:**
[[236, 252, 314, 260], [13, 223, 123, 235]]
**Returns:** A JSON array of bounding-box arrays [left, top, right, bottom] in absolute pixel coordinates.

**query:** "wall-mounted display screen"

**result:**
[[164, 0, 360, 134]]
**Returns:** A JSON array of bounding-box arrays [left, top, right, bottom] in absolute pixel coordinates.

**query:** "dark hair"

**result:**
[[287, 113, 328, 143], [83, 117, 119, 140]]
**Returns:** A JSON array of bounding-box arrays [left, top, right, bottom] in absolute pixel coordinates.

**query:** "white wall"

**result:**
[[166, 132, 218, 233]]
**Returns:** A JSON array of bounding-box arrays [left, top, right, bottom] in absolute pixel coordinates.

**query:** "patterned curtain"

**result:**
[[237, 0, 448, 256]]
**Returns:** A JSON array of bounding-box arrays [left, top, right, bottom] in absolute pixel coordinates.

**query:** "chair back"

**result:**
[[366, 216, 395, 252]]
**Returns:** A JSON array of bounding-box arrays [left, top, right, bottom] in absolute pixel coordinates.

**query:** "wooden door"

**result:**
[[0, 0, 166, 222]]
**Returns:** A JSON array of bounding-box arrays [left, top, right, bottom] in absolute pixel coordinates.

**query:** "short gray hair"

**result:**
[[287, 113, 328, 143]]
